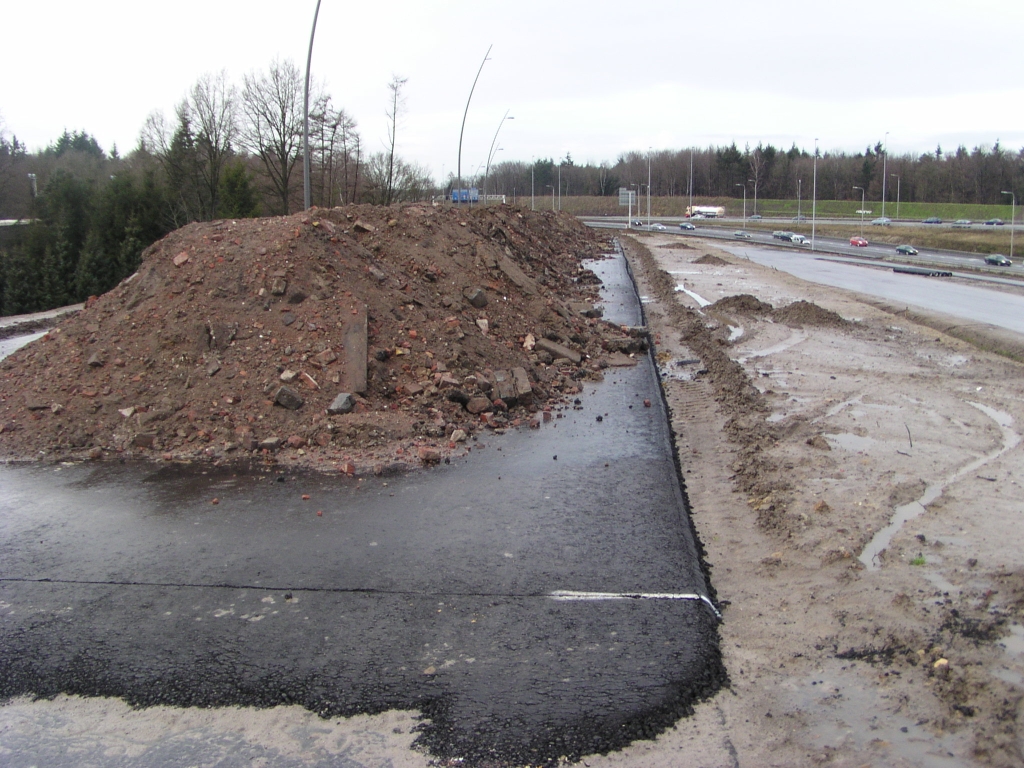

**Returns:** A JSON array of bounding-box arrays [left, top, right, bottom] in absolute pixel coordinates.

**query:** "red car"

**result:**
[[850, 236, 868, 247]]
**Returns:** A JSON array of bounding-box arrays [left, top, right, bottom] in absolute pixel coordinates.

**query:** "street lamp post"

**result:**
[[891, 173, 900, 221], [735, 183, 746, 227], [750, 177, 757, 216], [853, 186, 865, 236], [797, 178, 802, 220], [1002, 190, 1016, 262], [688, 150, 694, 219], [302, 0, 323, 212], [457, 45, 492, 205], [557, 164, 561, 212], [530, 160, 535, 212], [483, 110, 513, 203], [812, 139, 819, 250], [881, 131, 889, 220], [647, 148, 652, 227]]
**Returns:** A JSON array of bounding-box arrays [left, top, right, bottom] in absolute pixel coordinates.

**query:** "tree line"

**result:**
[[486, 141, 1024, 210], [2, 61, 1022, 317], [0, 60, 435, 316]]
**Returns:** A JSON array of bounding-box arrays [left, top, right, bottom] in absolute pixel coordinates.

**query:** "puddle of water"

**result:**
[[783, 664, 968, 764], [993, 624, 1024, 687], [674, 285, 711, 307], [825, 433, 876, 452], [656, 357, 700, 382], [0, 331, 47, 361], [860, 403, 1020, 570], [736, 328, 807, 363]]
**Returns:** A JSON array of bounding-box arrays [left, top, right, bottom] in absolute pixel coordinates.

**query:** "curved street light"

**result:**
[[456, 44, 492, 205], [881, 131, 889, 220], [303, 0, 324, 211], [483, 110, 513, 203]]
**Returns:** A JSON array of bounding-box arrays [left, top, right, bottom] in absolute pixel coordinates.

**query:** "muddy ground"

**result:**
[[4, 220, 1024, 767], [583, 234, 1024, 767]]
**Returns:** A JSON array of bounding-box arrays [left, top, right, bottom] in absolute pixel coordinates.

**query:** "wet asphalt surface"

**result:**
[[0, 246, 725, 766]]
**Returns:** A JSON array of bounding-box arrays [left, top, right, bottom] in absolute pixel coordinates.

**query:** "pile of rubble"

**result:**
[[0, 204, 650, 473]]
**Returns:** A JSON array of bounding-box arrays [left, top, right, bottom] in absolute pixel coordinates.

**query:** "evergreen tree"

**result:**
[[218, 161, 261, 218]]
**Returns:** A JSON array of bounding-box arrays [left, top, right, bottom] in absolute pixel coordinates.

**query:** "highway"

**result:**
[[583, 217, 1024, 279]]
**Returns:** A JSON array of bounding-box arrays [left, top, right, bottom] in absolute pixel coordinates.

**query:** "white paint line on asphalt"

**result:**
[[549, 590, 721, 618]]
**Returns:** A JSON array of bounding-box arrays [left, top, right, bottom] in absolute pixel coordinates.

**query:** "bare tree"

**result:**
[[239, 58, 305, 215], [188, 71, 238, 219], [383, 75, 408, 206], [308, 95, 361, 207]]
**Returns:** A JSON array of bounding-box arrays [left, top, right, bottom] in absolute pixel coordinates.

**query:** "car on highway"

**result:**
[[749, 214, 762, 221], [984, 254, 1012, 266], [733, 230, 752, 239], [650, 222, 667, 231], [679, 222, 696, 230], [952, 219, 973, 228], [871, 217, 892, 226], [631, 220, 643, 226], [985, 218, 1005, 226], [792, 215, 808, 222], [895, 244, 919, 255], [691, 214, 706, 220], [790, 234, 809, 245], [850, 236, 868, 247], [772, 230, 791, 239], [923, 217, 942, 224]]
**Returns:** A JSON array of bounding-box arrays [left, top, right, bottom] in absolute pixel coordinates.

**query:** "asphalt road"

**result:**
[[716, 242, 1024, 335], [0, 246, 724, 766]]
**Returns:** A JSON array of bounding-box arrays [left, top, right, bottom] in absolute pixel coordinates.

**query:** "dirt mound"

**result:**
[[662, 242, 693, 250], [694, 254, 729, 265], [709, 294, 774, 314], [772, 300, 850, 328], [0, 205, 630, 472]]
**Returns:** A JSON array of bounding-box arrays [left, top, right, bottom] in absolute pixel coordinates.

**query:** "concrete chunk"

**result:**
[[534, 338, 581, 365], [342, 303, 368, 394], [274, 386, 304, 410], [327, 393, 355, 415]]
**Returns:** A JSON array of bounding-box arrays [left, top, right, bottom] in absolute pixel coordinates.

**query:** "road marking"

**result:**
[[549, 590, 720, 618]]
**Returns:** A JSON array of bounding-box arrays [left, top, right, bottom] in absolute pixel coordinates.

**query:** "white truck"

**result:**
[[685, 205, 726, 219]]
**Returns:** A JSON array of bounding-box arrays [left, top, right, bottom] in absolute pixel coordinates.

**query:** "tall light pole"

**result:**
[[881, 131, 889, 219], [557, 163, 561, 211], [530, 159, 535, 212], [736, 183, 746, 227], [647, 148, 652, 227], [302, 0, 323, 212], [811, 139, 819, 250], [688, 150, 694, 219], [750, 177, 758, 216], [797, 178, 802, 220], [853, 186, 865, 236], [1002, 190, 1016, 262], [483, 110, 513, 203], [457, 44, 492, 205], [891, 173, 900, 221]]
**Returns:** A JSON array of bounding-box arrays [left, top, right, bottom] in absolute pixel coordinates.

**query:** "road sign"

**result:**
[[618, 188, 636, 207]]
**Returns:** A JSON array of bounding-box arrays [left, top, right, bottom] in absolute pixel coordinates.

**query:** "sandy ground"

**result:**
[[5, 231, 1024, 767], [582, 234, 1024, 768]]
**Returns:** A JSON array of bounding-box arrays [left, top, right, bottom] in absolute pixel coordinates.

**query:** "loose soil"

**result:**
[[0, 205, 640, 473], [5, 221, 1024, 767], [583, 233, 1024, 767]]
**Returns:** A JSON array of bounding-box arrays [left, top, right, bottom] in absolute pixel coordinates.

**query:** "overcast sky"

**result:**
[[3, 0, 1023, 182]]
